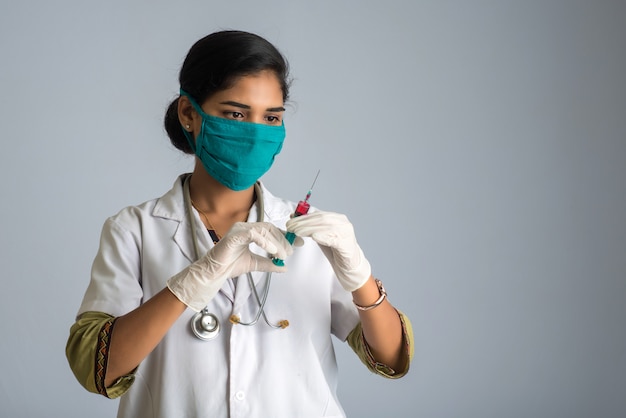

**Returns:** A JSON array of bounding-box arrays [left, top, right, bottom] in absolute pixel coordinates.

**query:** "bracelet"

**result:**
[[354, 279, 387, 311]]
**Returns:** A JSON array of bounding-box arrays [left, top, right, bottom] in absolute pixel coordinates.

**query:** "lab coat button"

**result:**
[[235, 391, 245, 401]]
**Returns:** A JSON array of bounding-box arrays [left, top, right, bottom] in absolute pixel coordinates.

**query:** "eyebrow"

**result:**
[[220, 101, 285, 112]]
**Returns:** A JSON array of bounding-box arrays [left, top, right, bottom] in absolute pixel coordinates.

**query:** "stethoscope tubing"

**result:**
[[182, 175, 283, 339]]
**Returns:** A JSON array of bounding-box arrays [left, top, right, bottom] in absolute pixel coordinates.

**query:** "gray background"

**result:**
[[1, 1, 625, 417]]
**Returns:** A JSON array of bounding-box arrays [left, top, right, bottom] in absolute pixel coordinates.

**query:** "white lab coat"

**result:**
[[77, 174, 360, 418]]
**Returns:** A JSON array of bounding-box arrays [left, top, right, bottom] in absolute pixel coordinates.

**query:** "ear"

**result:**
[[177, 95, 197, 132]]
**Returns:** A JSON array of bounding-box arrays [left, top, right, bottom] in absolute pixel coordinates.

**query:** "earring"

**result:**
[[185, 124, 191, 130]]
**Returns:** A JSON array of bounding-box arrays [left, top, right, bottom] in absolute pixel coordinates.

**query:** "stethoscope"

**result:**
[[183, 176, 288, 341]]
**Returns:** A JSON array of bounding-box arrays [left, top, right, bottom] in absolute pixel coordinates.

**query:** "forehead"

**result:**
[[208, 71, 284, 106]]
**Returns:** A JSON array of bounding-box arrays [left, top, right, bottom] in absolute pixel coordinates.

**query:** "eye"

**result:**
[[224, 111, 245, 120], [265, 115, 282, 124]]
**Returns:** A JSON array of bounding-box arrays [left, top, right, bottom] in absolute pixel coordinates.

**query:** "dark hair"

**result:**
[[164, 30, 291, 154]]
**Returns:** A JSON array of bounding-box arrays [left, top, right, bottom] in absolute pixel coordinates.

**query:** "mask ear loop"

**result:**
[[179, 89, 203, 154]]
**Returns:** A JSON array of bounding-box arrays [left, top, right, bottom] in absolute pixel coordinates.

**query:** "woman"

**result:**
[[66, 30, 413, 418]]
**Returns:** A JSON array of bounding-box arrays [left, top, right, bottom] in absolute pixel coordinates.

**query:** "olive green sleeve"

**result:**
[[346, 310, 414, 379], [65, 311, 135, 399]]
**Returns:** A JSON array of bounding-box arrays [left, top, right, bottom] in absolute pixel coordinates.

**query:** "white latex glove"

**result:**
[[286, 210, 371, 292], [167, 222, 293, 312]]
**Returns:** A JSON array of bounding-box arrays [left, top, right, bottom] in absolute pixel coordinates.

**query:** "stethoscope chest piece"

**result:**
[[191, 309, 220, 340]]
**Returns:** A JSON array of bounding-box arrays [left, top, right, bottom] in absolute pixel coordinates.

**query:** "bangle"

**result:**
[[354, 279, 387, 311]]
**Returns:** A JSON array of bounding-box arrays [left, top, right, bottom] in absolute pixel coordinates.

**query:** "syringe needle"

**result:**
[[309, 169, 321, 191], [305, 169, 321, 202]]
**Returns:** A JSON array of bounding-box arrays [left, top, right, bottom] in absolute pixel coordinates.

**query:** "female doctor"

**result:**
[[66, 30, 413, 418]]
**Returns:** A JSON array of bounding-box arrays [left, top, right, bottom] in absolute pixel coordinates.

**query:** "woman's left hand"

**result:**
[[286, 210, 371, 292]]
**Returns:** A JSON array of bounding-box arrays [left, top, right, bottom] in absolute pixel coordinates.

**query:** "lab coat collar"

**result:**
[[151, 173, 188, 223], [151, 174, 198, 265], [151, 174, 291, 222], [152, 174, 235, 300], [151, 173, 292, 226]]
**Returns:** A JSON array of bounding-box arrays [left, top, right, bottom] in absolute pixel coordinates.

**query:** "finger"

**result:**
[[248, 223, 293, 259], [285, 214, 330, 236], [262, 223, 295, 258], [286, 211, 344, 231], [252, 253, 288, 273]]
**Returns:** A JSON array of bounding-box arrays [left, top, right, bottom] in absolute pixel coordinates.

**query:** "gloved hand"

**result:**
[[167, 222, 293, 312], [286, 210, 371, 292]]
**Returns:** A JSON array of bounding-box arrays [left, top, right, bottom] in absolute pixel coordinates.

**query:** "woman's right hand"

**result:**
[[167, 222, 293, 311]]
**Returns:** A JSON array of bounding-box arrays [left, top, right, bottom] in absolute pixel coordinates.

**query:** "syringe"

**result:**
[[272, 170, 320, 266]]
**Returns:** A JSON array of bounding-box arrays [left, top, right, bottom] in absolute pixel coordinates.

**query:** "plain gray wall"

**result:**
[[1, 1, 625, 417]]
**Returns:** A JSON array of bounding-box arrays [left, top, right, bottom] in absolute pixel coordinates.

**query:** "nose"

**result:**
[[247, 113, 268, 125]]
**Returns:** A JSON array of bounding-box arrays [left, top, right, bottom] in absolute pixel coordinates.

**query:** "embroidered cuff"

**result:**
[[95, 318, 116, 397], [66, 311, 135, 399]]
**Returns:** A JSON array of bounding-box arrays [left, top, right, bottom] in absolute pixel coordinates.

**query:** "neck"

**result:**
[[188, 161, 255, 217]]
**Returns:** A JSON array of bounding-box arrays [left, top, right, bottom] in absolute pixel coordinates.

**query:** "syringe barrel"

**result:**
[[294, 200, 310, 217], [272, 199, 311, 266]]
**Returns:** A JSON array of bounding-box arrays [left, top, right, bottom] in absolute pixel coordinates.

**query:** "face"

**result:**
[[179, 70, 285, 135]]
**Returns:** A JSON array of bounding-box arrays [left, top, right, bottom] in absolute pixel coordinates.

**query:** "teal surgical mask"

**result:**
[[180, 90, 285, 191]]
